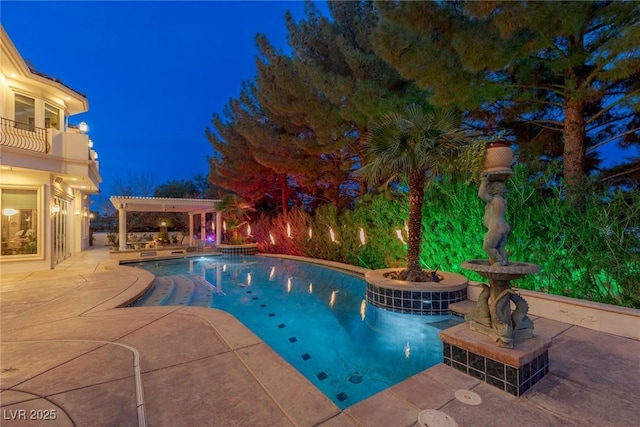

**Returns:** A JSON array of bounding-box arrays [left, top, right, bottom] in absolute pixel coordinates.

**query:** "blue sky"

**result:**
[[2, 0, 326, 209]]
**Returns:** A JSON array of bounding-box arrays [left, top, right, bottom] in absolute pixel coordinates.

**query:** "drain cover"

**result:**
[[417, 409, 458, 427], [454, 389, 482, 405], [348, 373, 363, 384]]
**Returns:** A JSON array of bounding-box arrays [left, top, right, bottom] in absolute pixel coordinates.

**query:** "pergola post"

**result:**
[[188, 213, 194, 246], [118, 208, 127, 251], [216, 211, 222, 246], [200, 214, 206, 242]]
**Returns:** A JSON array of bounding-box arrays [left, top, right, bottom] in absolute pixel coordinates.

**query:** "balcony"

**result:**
[[0, 115, 101, 193], [0, 116, 50, 153]]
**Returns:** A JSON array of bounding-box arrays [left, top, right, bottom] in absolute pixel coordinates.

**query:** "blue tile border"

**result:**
[[442, 343, 549, 396], [365, 281, 468, 315]]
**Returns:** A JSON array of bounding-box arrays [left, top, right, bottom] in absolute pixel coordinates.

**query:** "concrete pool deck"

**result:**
[[1, 246, 639, 426]]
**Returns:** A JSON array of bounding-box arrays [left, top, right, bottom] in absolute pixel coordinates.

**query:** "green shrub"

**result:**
[[250, 166, 639, 308]]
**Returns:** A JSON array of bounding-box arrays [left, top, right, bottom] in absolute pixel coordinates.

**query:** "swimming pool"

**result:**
[[132, 256, 462, 409]]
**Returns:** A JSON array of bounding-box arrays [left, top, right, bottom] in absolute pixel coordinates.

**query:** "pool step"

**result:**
[[135, 276, 175, 306], [187, 274, 217, 307], [164, 275, 197, 306]]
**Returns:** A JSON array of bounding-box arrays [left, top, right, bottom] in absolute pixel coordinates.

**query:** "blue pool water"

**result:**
[[132, 256, 462, 409]]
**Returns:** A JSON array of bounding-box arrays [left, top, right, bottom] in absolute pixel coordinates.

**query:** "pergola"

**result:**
[[109, 196, 221, 251]]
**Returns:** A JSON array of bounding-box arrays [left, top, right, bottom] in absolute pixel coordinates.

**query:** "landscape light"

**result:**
[[329, 227, 338, 243], [359, 228, 366, 246]]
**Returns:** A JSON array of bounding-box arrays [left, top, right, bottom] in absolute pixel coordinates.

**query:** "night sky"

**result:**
[[2, 1, 326, 209]]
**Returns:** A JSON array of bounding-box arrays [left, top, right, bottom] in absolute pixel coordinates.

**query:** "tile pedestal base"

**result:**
[[439, 322, 551, 396]]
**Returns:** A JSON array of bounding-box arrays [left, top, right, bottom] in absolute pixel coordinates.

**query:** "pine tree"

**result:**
[[206, 110, 282, 207], [375, 1, 640, 192], [252, 1, 429, 206]]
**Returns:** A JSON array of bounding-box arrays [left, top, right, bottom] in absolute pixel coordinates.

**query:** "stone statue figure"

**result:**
[[479, 173, 510, 266]]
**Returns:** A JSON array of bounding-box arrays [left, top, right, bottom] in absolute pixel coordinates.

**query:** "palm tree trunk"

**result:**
[[401, 168, 428, 282]]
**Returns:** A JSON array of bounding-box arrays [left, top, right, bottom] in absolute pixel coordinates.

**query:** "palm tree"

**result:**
[[214, 194, 251, 244], [358, 104, 478, 282]]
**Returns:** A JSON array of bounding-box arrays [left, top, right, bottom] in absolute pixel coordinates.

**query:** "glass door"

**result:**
[[53, 196, 70, 263]]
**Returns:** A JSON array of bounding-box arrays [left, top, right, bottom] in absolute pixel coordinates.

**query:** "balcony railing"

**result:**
[[0, 117, 50, 154]]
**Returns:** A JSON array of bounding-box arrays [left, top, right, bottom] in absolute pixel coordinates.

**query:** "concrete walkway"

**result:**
[[1, 247, 639, 426]]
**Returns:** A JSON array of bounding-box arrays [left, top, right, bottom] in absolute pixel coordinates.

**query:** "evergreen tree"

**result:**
[[374, 1, 640, 192], [206, 110, 283, 207], [252, 1, 429, 206], [153, 179, 199, 198]]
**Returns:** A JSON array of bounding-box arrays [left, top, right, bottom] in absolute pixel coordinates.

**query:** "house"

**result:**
[[0, 26, 101, 274]]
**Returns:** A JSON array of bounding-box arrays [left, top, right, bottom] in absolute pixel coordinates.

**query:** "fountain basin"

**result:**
[[461, 260, 540, 281]]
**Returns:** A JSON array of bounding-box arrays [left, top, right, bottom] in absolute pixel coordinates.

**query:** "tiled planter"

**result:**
[[364, 268, 468, 315]]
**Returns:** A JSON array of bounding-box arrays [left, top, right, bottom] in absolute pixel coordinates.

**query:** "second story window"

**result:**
[[14, 94, 35, 131], [44, 103, 61, 130]]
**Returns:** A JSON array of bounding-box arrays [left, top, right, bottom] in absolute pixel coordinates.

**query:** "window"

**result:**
[[45, 103, 61, 130], [14, 94, 35, 131], [1, 189, 39, 256]]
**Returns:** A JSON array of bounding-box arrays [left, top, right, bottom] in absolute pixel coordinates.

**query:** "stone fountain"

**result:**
[[439, 142, 551, 396], [461, 168, 540, 348]]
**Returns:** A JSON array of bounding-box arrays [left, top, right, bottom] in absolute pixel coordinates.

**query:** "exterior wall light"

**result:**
[[75, 209, 81, 216], [51, 205, 61, 214], [3, 208, 18, 217], [78, 122, 89, 133], [88, 139, 94, 148]]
